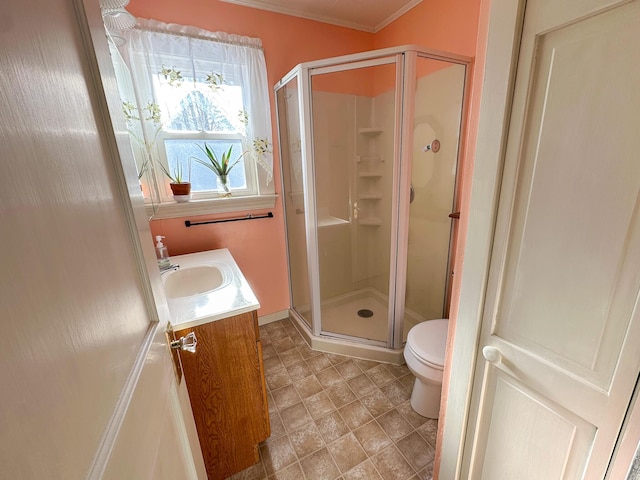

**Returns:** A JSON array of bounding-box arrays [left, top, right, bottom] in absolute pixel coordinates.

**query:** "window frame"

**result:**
[[154, 130, 258, 203]]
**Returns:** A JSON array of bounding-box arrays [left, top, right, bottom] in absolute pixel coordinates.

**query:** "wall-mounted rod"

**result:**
[[185, 212, 273, 227]]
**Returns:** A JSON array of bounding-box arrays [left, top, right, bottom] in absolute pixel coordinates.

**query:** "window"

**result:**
[[118, 19, 275, 214]]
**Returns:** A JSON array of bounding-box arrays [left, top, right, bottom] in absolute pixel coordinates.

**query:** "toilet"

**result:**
[[403, 319, 449, 418]]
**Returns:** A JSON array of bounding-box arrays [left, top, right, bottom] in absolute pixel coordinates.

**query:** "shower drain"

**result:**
[[357, 309, 374, 318]]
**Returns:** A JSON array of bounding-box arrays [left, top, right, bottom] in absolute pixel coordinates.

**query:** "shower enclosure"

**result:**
[[275, 46, 469, 363]]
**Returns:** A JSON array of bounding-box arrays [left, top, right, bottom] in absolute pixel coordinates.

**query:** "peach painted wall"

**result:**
[[127, 0, 484, 325], [127, 0, 374, 316]]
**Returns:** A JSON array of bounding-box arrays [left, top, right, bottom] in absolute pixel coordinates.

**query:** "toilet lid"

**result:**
[[407, 319, 448, 367]]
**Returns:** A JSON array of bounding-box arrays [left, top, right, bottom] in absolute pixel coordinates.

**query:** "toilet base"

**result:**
[[410, 377, 442, 419]]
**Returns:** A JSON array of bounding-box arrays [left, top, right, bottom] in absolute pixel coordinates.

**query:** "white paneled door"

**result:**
[[0, 0, 199, 478], [462, 0, 640, 478]]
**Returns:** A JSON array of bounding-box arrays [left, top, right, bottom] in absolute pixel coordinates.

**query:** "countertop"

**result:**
[[163, 248, 260, 330]]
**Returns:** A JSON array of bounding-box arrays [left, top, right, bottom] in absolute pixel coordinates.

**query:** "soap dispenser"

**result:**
[[155, 235, 170, 269]]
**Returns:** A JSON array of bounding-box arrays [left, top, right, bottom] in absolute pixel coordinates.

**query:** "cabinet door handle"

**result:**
[[171, 332, 198, 353]]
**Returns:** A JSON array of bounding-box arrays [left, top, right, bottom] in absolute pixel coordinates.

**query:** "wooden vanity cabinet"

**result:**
[[174, 310, 270, 480]]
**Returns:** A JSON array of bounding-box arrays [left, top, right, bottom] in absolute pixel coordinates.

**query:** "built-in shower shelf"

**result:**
[[318, 216, 350, 228], [359, 217, 382, 226], [358, 127, 384, 136], [358, 172, 382, 178], [358, 194, 382, 200]]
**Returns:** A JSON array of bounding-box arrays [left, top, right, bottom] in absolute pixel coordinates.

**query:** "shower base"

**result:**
[[290, 287, 424, 365]]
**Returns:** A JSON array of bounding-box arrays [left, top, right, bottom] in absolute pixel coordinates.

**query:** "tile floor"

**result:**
[[229, 318, 437, 480]]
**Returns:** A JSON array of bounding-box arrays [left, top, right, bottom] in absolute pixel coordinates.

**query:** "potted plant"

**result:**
[[158, 161, 191, 202], [194, 143, 243, 198]]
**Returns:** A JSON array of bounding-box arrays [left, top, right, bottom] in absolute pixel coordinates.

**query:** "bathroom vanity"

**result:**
[[164, 249, 270, 479]]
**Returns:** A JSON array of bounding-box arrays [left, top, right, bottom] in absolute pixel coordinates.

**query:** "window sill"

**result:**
[[146, 194, 278, 220]]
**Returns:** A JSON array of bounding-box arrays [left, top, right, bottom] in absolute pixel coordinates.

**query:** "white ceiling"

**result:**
[[219, 0, 423, 33]]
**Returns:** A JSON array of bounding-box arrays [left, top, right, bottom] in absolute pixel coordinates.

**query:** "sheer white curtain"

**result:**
[[121, 18, 274, 189]]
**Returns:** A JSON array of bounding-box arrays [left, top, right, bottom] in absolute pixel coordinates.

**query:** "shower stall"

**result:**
[[275, 46, 469, 363]]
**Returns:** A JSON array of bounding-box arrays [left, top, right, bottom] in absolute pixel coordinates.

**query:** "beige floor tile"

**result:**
[[304, 391, 336, 419], [416, 419, 438, 447], [316, 366, 344, 389], [260, 435, 297, 476], [263, 355, 285, 375], [353, 420, 392, 456], [348, 374, 377, 397], [299, 447, 341, 480], [396, 432, 434, 471], [286, 360, 313, 381], [261, 343, 278, 361], [326, 353, 349, 365], [264, 322, 284, 333], [415, 461, 435, 480], [298, 344, 322, 359], [335, 360, 363, 380], [295, 374, 323, 399], [360, 389, 395, 418], [279, 348, 304, 367], [272, 384, 302, 411], [398, 373, 416, 391], [326, 381, 357, 409], [291, 334, 307, 347], [283, 325, 299, 338], [280, 402, 313, 432], [315, 410, 351, 443], [268, 327, 289, 341], [381, 380, 411, 406], [266, 368, 293, 391], [268, 411, 286, 439], [343, 459, 383, 480], [339, 399, 374, 431], [353, 358, 379, 372], [234, 319, 441, 480], [267, 391, 277, 415], [268, 461, 304, 480], [377, 409, 414, 441], [384, 363, 411, 378], [396, 401, 428, 428], [289, 422, 325, 459], [366, 364, 397, 387], [371, 445, 415, 480], [272, 336, 296, 353], [327, 432, 368, 473], [307, 354, 333, 373], [229, 460, 266, 480]]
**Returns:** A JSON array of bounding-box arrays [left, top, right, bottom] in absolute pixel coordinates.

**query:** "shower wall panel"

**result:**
[[405, 63, 465, 331], [312, 91, 355, 300]]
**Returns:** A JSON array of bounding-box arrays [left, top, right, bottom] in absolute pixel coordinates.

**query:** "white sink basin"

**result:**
[[163, 264, 230, 299]]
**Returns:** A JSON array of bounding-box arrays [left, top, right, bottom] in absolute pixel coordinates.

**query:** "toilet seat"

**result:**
[[406, 319, 448, 369]]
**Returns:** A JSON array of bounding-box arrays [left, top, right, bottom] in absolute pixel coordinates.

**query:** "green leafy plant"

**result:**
[[157, 161, 189, 184], [137, 155, 150, 180], [194, 144, 244, 179]]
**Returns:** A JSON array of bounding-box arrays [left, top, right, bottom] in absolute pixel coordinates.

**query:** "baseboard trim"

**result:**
[[258, 309, 289, 326]]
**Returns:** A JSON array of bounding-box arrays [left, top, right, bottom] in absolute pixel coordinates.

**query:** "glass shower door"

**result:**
[[402, 57, 467, 341], [276, 76, 313, 328], [309, 59, 400, 345]]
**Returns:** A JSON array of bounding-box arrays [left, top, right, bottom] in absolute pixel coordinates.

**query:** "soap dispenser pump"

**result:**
[[155, 235, 170, 269]]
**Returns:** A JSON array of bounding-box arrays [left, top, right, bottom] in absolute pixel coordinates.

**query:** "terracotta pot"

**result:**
[[170, 182, 191, 196]]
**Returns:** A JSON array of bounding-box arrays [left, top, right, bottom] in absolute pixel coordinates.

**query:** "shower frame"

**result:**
[[275, 45, 471, 363]]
